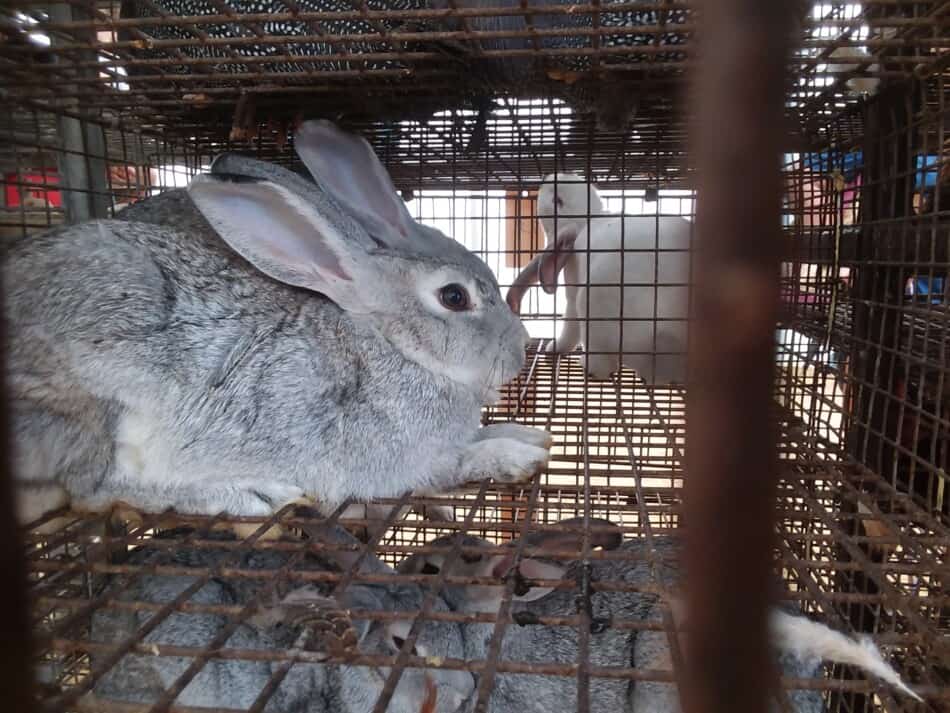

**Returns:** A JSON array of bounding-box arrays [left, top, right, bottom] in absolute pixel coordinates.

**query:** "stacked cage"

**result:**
[[0, 0, 947, 711]]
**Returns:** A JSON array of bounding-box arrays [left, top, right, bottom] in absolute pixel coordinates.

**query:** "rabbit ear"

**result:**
[[538, 226, 580, 295], [293, 120, 416, 247], [500, 556, 567, 602], [506, 253, 542, 314], [187, 174, 372, 314], [294, 510, 395, 576], [460, 555, 566, 610], [521, 517, 623, 552]]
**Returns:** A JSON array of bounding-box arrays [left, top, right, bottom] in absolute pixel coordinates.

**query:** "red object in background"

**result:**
[[4, 165, 157, 210], [4, 169, 61, 209]]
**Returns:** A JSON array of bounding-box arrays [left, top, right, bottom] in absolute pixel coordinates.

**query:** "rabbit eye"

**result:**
[[438, 283, 471, 312], [555, 196, 564, 207], [420, 562, 441, 575], [392, 636, 418, 656]]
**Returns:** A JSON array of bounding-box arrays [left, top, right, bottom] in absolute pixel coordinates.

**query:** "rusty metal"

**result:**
[[1, 0, 946, 136], [16, 347, 946, 712], [0, 220, 36, 713], [683, 3, 796, 713], [1, 4, 949, 711]]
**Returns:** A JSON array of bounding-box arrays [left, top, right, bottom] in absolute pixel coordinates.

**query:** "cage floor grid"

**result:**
[[25, 341, 949, 712]]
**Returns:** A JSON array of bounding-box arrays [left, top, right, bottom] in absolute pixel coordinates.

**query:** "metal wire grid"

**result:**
[[21, 344, 948, 713], [779, 74, 949, 527], [1, 1, 947, 140], [0, 91, 946, 710], [0, 6, 946, 708]]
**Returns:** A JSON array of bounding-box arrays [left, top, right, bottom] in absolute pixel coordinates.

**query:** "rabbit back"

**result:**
[[90, 542, 324, 711], [4, 218, 324, 514], [461, 552, 665, 713], [4, 213, 489, 515], [571, 215, 691, 383]]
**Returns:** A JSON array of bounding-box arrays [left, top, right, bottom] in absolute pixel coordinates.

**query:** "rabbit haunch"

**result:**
[[4, 120, 552, 522], [507, 173, 690, 384], [399, 525, 920, 712]]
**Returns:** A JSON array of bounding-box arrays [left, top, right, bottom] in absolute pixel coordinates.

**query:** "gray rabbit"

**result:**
[[399, 518, 648, 712], [90, 525, 474, 712], [4, 120, 551, 522], [398, 524, 920, 712]]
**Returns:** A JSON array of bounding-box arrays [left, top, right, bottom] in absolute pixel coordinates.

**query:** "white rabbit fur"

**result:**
[[508, 173, 691, 384], [4, 120, 552, 521]]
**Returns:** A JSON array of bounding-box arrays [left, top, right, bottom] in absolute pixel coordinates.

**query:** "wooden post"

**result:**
[[683, 3, 796, 713]]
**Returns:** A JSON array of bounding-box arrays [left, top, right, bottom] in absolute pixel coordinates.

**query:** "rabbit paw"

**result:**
[[544, 338, 579, 355], [461, 438, 549, 485], [222, 481, 308, 517], [491, 439, 550, 483], [480, 422, 553, 449], [577, 355, 617, 381], [250, 588, 358, 657]]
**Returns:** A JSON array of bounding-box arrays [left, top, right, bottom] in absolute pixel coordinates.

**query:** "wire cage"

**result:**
[[1, 0, 948, 712]]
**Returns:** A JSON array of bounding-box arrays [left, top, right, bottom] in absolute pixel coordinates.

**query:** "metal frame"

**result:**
[[1, 1, 947, 712]]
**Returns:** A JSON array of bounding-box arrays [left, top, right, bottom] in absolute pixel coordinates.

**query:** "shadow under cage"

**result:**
[[0, 0, 947, 711]]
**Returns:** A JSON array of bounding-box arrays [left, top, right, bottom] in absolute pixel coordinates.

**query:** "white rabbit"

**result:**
[[826, 46, 881, 96], [507, 173, 691, 383]]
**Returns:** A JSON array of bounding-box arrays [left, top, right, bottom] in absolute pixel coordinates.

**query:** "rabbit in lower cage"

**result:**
[[398, 521, 921, 712], [89, 525, 475, 712], [506, 173, 691, 384], [4, 120, 551, 523]]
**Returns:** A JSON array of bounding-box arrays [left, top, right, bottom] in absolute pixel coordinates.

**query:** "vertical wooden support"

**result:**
[[684, 3, 796, 713], [0, 268, 37, 713]]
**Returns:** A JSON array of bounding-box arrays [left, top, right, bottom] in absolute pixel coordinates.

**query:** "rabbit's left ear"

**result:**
[[538, 226, 580, 294], [466, 553, 567, 611], [187, 174, 376, 314], [294, 120, 416, 248]]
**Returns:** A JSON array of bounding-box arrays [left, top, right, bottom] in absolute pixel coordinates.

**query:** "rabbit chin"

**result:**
[[392, 342, 520, 406]]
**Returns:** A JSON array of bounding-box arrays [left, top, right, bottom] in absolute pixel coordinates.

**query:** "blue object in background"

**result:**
[[915, 154, 940, 188], [796, 151, 941, 189], [798, 151, 864, 181], [905, 275, 946, 304]]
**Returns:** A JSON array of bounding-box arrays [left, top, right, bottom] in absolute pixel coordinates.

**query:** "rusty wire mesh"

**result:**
[[1, 0, 949, 712], [22, 348, 949, 713], [0, 1, 946, 139]]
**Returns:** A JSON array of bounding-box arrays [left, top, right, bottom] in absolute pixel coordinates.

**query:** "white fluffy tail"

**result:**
[[770, 610, 922, 702]]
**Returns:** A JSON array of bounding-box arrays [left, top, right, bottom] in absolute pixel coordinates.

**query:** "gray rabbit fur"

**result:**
[[4, 120, 551, 522], [398, 525, 919, 712], [90, 525, 474, 712], [399, 518, 659, 713]]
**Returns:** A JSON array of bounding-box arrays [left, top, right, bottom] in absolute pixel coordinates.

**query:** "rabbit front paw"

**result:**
[[479, 422, 553, 450], [578, 354, 617, 381], [250, 588, 358, 657], [212, 480, 308, 517], [460, 438, 550, 485]]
